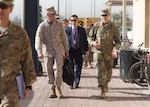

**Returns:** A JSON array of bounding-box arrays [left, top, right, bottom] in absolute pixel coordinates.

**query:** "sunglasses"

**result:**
[[71, 20, 77, 22], [102, 15, 107, 17], [0, 4, 8, 9]]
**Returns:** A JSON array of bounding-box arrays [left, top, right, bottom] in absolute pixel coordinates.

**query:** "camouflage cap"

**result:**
[[85, 17, 89, 19], [63, 18, 69, 22], [101, 9, 109, 16], [46, 6, 57, 14], [0, 0, 13, 6]]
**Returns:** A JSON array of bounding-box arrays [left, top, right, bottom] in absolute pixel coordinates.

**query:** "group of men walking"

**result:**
[[0, 1, 121, 106], [35, 5, 121, 99]]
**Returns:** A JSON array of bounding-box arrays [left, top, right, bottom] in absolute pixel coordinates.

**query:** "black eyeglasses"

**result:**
[[102, 15, 107, 17], [0, 4, 8, 9], [71, 20, 77, 22]]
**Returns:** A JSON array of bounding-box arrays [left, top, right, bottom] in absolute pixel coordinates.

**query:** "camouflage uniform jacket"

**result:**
[[35, 20, 68, 57], [83, 25, 92, 38], [83, 25, 92, 46], [0, 22, 37, 96], [88, 21, 121, 53]]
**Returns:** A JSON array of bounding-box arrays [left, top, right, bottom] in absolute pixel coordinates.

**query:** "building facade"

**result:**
[[106, 0, 150, 50], [133, 0, 150, 49]]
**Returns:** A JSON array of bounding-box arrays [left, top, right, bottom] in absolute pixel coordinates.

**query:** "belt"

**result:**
[[70, 47, 79, 50]]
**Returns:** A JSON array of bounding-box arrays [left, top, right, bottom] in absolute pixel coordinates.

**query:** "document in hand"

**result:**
[[16, 72, 25, 100]]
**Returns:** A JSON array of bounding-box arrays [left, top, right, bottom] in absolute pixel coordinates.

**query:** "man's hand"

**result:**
[[63, 51, 69, 57], [38, 53, 44, 59], [92, 41, 101, 50], [24, 88, 31, 100], [112, 50, 118, 58], [85, 51, 89, 56]]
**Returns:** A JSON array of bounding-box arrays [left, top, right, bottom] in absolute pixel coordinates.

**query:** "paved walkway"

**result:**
[[20, 65, 150, 107]]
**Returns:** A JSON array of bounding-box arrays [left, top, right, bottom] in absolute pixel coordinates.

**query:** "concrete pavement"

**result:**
[[20, 65, 150, 107]]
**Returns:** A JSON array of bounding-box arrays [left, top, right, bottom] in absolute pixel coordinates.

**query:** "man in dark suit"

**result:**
[[66, 14, 88, 89]]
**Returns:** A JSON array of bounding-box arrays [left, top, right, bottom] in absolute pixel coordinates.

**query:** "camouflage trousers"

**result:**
[[44, 55, 64, 88], [94, 52, 113, 88], [0, 91, 20, 107], [84, 47, 93, 65]]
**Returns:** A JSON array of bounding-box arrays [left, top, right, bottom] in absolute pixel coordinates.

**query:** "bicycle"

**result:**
[[129, 43, 150, 87]]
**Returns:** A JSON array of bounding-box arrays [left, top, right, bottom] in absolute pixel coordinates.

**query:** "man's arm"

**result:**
[[113, 26, 121, 50], [35, 24, 43, 57], [20, 30, 37, 99]]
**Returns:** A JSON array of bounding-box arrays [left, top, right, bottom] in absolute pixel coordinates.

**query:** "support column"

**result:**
[[24, 0, 39, 74], [122, 0, 127, 49]]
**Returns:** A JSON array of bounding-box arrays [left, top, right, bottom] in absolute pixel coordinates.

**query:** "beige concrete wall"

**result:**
[[132, 0, 145, 48], [145, 0, 149, 48], [149, 1, 150, 50]]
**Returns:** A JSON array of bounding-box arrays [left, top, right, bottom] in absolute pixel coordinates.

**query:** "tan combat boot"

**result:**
[[87, 62, 92, 68], [100, 88, 106, 99], [49, 87, 57, 98], [84, 62, 88, 68], [55, 87, 63, 99], [106, 84, 108, 92]]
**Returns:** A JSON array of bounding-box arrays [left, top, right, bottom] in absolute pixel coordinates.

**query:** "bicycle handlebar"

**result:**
[[132, 42, 150, 60], [138, 42, 144, 49], [143, 51, 149, 55]]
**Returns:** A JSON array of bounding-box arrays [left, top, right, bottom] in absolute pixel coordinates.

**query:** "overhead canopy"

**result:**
[[105, 0, 133, 6], [105, 0, 133, 49]]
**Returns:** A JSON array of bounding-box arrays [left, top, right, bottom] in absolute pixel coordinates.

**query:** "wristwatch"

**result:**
[[25, 86, 32, 90]]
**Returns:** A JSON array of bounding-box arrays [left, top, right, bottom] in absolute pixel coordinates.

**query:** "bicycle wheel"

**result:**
[[130, 62, 148, 87], [146, 65, 150, 92]]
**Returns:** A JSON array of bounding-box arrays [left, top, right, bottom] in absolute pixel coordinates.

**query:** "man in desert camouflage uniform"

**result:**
[[0, 0, 37, 107], [83, 17, 93, 68], [35, 6, 69, 99], [88, 9, 121, 99]]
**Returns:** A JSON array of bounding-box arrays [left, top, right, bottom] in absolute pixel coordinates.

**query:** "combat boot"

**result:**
[[55, 86, 63, 99], [87, 62, 92, 68], [106, 84, 108, 92], [100, 88, 106, 99], [49, 87, 57, 98], [84, 62, 88, 68]]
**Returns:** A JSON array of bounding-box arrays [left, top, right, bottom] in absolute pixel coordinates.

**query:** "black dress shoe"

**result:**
[[70, 85, 73, 89], [75, 85, 79, 88]]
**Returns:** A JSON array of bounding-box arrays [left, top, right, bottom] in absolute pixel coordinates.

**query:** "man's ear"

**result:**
[[9, 7, 13, 13], [108, 13, 110, 17]]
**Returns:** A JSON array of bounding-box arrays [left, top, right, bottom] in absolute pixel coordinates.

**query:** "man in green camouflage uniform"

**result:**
[[0, 0, 37, 107], [88, 9, 121, 99]]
